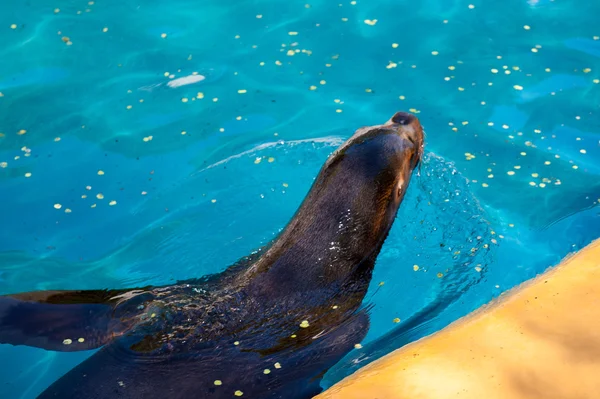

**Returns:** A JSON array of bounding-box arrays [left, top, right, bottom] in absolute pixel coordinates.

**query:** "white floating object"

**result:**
[[167, 74, 205, 88]]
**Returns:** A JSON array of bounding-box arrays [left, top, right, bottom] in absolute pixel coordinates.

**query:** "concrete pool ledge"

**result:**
[[317, 238, 600, 399]]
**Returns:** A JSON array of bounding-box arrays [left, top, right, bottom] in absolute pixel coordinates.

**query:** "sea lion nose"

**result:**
[[391, 112, 415, 126]]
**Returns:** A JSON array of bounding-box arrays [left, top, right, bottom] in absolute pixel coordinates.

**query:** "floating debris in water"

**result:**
[[166, 74, 205, 88]]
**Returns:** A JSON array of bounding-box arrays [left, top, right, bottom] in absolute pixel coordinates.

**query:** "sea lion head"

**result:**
[[320, 110, 424, 218], [327, 111, 423, 239], [324, 110, 423, 173]]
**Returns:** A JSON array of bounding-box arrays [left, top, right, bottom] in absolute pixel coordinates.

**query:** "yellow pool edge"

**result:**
[[317, 238, 600, 399]]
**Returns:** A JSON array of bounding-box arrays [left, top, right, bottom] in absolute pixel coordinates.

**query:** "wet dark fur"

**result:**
[[0, 112, 424, 399]]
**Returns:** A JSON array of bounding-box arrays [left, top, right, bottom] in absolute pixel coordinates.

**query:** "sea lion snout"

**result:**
[[387, 112, 423, 142], [384, 111, 424, 167], [385, 111, 423, 142]]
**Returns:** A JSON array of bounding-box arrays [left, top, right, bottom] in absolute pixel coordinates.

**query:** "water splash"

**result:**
[[323, 152, 498, 386]]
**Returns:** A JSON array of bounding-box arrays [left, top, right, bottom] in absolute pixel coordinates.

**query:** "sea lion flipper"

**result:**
[[0, 288, 149, 352]]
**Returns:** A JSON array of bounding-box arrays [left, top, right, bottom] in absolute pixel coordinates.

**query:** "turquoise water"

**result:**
[[1, 0, 600, 397]]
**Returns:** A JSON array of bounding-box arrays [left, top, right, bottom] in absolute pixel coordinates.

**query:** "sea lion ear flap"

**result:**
[[0, 288, 150, 352]]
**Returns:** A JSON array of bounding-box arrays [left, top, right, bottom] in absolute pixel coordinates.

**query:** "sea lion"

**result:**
[[0, 111, 424, 399]]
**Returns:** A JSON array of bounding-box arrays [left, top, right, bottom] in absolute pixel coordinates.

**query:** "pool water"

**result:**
[[1, 0, 600, 397]]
